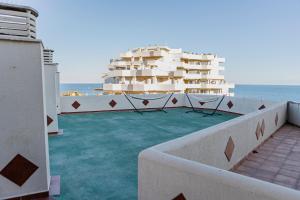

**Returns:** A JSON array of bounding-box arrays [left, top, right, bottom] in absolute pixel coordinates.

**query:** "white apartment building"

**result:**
[[103, 46, 234, 95]]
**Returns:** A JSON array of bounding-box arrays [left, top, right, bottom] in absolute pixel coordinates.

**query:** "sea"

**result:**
[[60, 84, 300, 102]]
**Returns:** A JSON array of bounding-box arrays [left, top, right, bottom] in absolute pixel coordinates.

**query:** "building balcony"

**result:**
[[185, 83, 234, 89], [103, 83, 185, 92], [181, 53, 215, 61], [184, 74, 225, 80], [170, 70, 186, 77], [127, 84, 184, 92], [109, 60, 163, 69], [106, 69, 170, 78], [135, 69, 169, 77], [109, 60, 130, 67], [106, 70, 134, 77], [120, 51, 164, 58], [103, 84, 124, 91], [144, 60, 162, 66], [181, 63, 224, 70], [136, 69, 154, 77], [135, 51, 164, 58]]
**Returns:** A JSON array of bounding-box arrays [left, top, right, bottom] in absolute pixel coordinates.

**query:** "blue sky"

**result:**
[[5, 0, 300, 84]]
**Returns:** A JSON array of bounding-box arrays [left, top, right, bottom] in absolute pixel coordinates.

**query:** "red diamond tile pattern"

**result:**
[[172, 193, 186, 200], [259, 105, 266, 110], [0, 154, 38, 186], [143, 99, 149, 106], [47, 115, 53, 126], [172, 97, 178, 104], [261, 119, 265, 136], [72, 101, 80, 109], [109, 100, 117, 108], [199, 101, 206, 106], [275, 113, 279, 126], [256, 122, 261, 140], [225, 136, 235, 162], [227, 101, 233, 109]]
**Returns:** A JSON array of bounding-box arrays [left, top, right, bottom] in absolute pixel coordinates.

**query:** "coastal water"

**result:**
[[60, 83, 103, 96], [60, 83, 300, 102], [234, 85, 300, 102]]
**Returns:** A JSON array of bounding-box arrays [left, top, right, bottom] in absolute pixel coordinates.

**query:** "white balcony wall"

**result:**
[[181, 53, 215, 60], [184, 74, 225, 80]]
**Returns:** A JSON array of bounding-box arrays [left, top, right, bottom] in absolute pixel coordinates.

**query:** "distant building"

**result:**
[[102, 46, 234, 95]]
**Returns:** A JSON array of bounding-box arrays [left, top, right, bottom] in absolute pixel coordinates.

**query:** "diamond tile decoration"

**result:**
[[47, 115, 53, 126], [227, 100, 233, 109], [275, 113, 279, 126], [109, 100, 117, 108], [199, 101, 206, 106], [72, 101, 80, 109], [224, 136, 235, 162], [172, 193, 186, 200], [172, 97, 178, 104], [261, 119, 265, 136], [255, 122, 261, 140], [259, 105, 266, 110], [143, 99, 149, 106], [0, 154, 38, 186]]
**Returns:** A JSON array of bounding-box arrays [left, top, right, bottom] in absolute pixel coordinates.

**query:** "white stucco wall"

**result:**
[[139, 148, 300, 200], [44, 63, 59, 133], [0, 38, 50, 199], [60, 93, 184, 113], [60, 94, 276, 115], [153, 102, 287, 169], [138, 102, 295, 200], [184, 94, 276, 115]]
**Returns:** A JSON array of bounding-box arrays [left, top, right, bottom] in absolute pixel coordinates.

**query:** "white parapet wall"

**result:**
[[44, 63, 59, 134], [60, 93, 184, 113], [138, 101, 296, 200], [184, 93, 276, 115], [0, 37, 50, 199], [60, 93, 275, 115]]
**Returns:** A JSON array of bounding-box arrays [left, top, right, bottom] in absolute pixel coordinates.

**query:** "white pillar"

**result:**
[[55, 72, 61, 114], [44, 63, 59, 134], [0, 38, 50, 199]]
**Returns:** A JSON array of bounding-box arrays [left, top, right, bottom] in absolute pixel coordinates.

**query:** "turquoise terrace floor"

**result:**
[[49, 108, 238, 200]]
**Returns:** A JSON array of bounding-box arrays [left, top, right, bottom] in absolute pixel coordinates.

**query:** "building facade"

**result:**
[[103, 46, 234, 95]]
